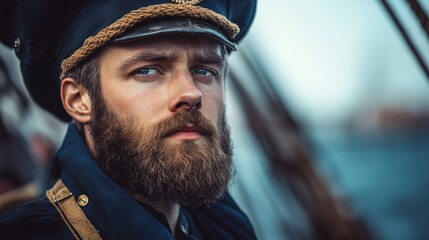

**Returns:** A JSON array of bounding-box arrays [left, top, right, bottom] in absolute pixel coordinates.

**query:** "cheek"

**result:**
[[200, 86, 224, 123], [102, 82, 164, 120]]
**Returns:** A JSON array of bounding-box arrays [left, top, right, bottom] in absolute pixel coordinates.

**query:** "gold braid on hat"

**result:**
[[61, 3, 239, 78], [171, 0, 202, 5]]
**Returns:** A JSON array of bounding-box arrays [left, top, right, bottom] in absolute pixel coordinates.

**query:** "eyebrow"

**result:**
[[193, 52, 226, 69], [118, 52, 177, 73]]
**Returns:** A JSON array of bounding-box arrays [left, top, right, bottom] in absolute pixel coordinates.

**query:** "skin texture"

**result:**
[[61, 34, 229, 235]]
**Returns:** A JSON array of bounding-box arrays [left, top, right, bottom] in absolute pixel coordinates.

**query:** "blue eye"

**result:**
[[135, 68, 159, 76], [193, 68, 215, 76]]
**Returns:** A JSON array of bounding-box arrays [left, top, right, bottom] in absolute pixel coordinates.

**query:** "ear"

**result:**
[[60, 77, 92, 123]]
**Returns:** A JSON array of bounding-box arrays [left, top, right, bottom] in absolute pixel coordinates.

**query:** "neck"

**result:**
[[151, 201, 180, 235], [134, 197, 180, 235]]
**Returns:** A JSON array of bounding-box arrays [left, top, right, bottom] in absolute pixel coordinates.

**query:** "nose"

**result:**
[[168, 71, 202, 112]]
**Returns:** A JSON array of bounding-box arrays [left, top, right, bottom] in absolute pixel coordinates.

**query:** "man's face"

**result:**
[[88, 34, 233, 207]]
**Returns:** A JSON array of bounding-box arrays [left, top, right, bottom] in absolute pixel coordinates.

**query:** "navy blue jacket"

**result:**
[[0, 124, 257, 239]]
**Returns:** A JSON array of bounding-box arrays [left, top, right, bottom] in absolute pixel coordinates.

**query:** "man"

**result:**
[[0, 0, 257, 239]]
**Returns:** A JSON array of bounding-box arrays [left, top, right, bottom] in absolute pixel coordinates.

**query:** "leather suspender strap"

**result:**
[[46, 179, 102, 240]]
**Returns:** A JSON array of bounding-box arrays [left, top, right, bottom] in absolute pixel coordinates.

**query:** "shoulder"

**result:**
[[185, 193, 257, 240], [0, 196, 72, 239]]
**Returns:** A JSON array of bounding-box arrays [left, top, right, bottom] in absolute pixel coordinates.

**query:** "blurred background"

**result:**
[[1, 1, 429, 239]]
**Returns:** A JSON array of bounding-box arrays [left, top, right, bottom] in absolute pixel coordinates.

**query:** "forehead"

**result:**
[[99, 34, 225, 60]]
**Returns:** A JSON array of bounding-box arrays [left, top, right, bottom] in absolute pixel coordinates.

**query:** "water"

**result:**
[[311, 127, 429, 240]]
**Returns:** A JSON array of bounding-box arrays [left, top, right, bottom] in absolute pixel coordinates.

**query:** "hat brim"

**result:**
[[112, 18, 238, 51]]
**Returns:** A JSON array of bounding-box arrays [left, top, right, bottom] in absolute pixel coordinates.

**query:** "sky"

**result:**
[[233, 0, 429, 128]]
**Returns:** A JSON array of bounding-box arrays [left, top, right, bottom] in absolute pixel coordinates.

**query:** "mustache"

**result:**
[[151, 110, 217, 139]]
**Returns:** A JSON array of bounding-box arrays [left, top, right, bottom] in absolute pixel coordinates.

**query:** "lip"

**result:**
[[165, 123, 204, 141]]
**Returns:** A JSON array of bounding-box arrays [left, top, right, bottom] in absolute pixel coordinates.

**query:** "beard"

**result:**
[[88, 95, 233, 207]]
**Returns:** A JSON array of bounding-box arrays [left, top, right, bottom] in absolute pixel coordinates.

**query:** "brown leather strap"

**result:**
[[46, 179, 102, 240]]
